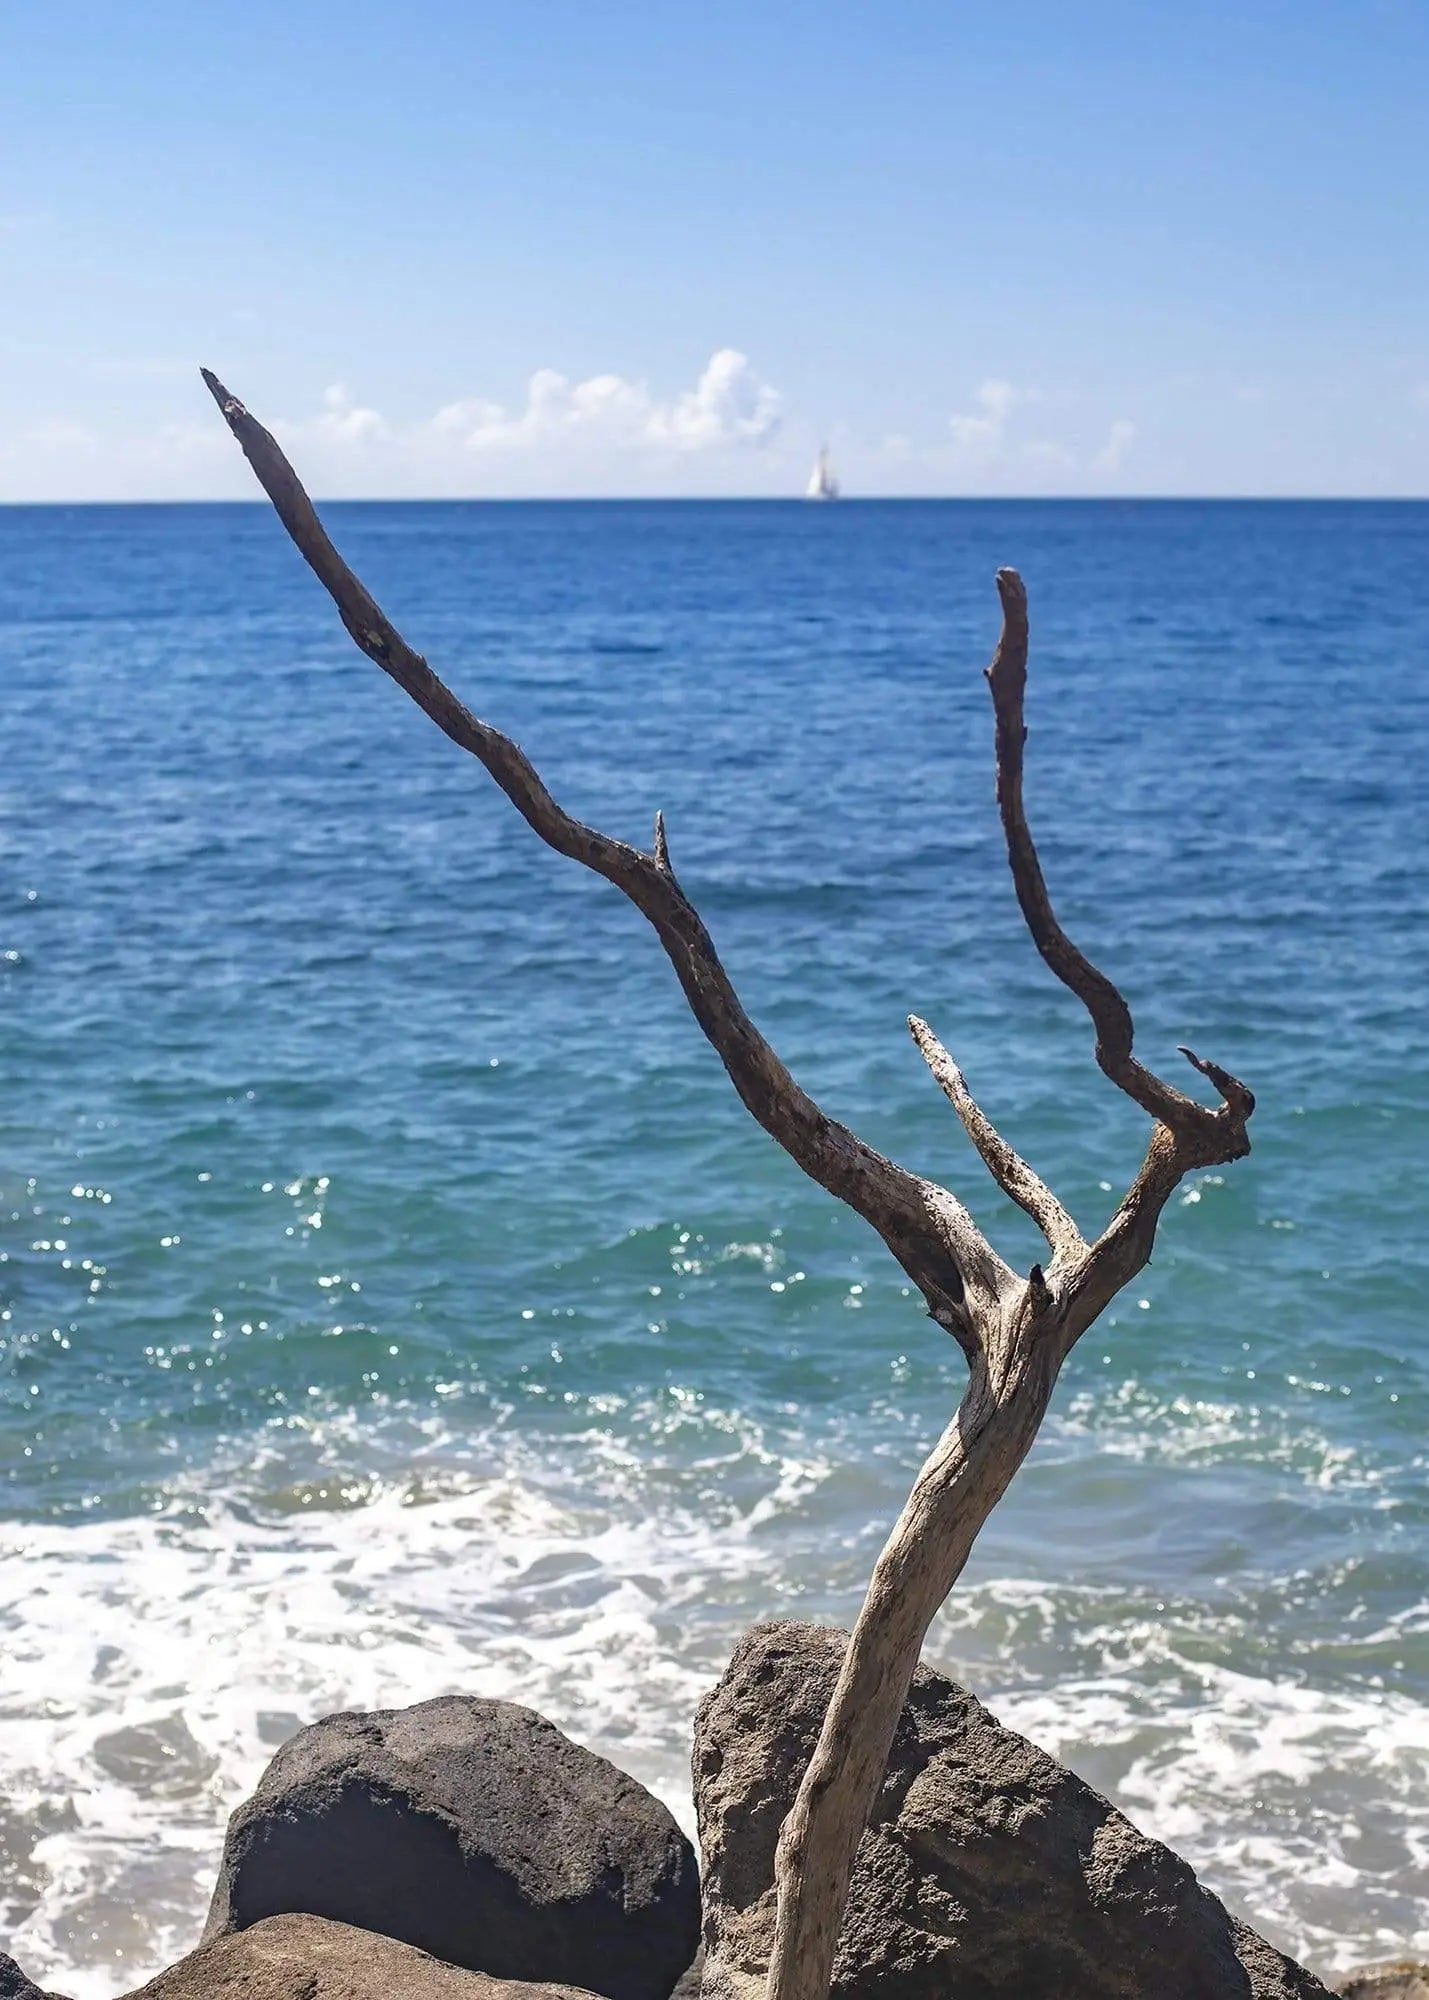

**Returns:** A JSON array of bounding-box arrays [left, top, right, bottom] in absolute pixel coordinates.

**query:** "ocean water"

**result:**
[[1, 498, 1425, 1995]]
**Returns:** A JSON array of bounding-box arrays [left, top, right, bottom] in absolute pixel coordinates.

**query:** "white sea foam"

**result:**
[[2, 1439, 1425, 1994], [0, 1461, 767, 1996], [933, 1577, 1429, 1978], [1055, 1374, 1403, 1495]]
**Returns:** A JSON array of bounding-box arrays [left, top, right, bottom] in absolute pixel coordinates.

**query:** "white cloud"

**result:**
[[217, 349, 786, 496], [0, 350, 788, 500], [655, 346, 781, 445], [948, 378, 1022, 461], [0, 354, 1157, 501], [425, 348, 779, 458], [1092, 418, 1137, 474], [303, 382, 387, 445]]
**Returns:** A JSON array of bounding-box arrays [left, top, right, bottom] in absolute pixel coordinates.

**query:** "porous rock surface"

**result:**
[[205, 1697, 699, 2000], [1337, 1969, 1429, 2000], [693, 1621, 1336, 2000], [0, 1953, 69, 2000], [121, 1912, 602, 1998]]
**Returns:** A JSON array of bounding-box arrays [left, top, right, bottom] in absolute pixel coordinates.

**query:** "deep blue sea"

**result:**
[[1, 499, 1426, 1994]]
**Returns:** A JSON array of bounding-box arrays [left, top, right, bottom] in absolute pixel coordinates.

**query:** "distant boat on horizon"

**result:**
[[804, 445, 841, 502]]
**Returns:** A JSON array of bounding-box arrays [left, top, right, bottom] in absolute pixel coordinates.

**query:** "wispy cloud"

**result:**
[[0, 349, 790, 500], [1092, 418, 1137, 474], [292, 382, 388, 445], [948, 378, 1022, 462], [22, 419, 97, 451], [1, 356, 1153, 501], [926, 380, 1139, 488]]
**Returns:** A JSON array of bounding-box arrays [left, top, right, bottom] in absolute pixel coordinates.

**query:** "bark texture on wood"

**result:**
[[764, 574, 1254, 2000], [202, 370, 1256, 2000], [766, 1321, 1061, 2000]]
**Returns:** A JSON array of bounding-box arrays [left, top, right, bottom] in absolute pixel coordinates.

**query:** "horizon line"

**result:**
[[4, 492, 1428, 509]]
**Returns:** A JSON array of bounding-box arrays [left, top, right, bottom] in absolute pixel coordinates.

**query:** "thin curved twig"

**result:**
[[907, 1015, 1084, 1261], [985, 567, 1251, 1142]]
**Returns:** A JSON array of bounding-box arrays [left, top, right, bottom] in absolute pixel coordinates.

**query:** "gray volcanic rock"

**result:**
[[122, 1912, 603, 1998], [1337, 1969, 1429, 2000], [694, 1621, 1335, 2000], [205, 1697, 698, 2000], [0, 1953, 69, 2000]]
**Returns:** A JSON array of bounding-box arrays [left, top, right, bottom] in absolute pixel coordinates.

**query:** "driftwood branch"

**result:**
[[198, 366, 1007, 1348], [763, 578, 1255, 2000], [202, 368, 1255, 2000], [908, 1013, 1084, 1262], [986, 567, 1253, 1142]]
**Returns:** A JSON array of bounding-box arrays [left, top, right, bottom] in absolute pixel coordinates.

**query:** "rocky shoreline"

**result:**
[[3, 1624, 1419, 2000]]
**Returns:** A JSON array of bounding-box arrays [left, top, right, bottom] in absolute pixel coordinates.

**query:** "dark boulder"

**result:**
[[121, 1912, 603, 1998], [204, 1697, 698, 2000], [694, 1620, 1335, 2000], [0, 1954, 69, 2000]]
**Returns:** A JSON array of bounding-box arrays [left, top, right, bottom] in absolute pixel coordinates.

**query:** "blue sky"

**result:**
[[2, 1, 1426, 499]]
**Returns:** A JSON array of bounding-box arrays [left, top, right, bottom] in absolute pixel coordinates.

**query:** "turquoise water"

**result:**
[[1, 499, 1426, 1993]]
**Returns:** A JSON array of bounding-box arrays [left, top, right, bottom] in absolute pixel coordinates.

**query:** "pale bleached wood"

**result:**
[[202, 369, 1255, 2000], [760, 575, 1255, 2000], [908, 1013, 1085, 1263]]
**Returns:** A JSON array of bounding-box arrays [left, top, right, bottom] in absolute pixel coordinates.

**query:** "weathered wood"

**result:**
[[767, 1306, 1061, 2000], [199, 367, 1005, 1353], [763, 578, 1255, 2000], [908, 1013, 1084, 1263], [202, 368, 1255, 2000]]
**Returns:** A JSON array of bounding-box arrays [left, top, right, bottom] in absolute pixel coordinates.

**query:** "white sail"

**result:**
[[804, 446, 840, 501]]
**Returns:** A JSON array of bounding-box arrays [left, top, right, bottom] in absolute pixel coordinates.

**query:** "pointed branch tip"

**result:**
[[983, 566, 1253, 1148], [1177, 1045, 1255, 1116], [199, 371, 973, 1321], [909, 1012, 1083, 1261]]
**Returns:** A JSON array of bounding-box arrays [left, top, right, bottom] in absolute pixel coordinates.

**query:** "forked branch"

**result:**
[[203, 368, 1255, 2000]]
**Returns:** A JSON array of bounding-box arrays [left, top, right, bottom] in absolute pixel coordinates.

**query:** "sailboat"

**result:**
[[804, 445, 840, 502]]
